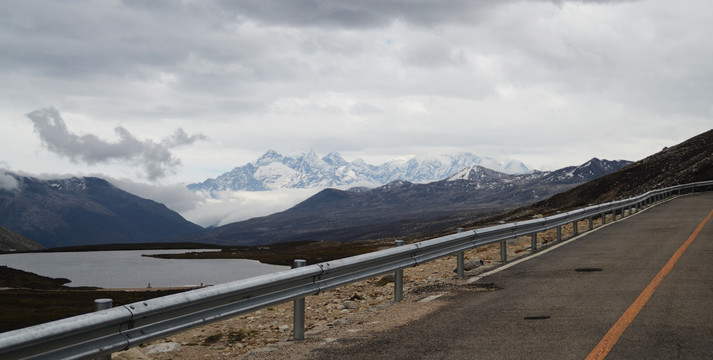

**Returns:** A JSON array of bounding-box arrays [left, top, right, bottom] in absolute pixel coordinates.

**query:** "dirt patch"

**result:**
[[0, 288, 189, 333]]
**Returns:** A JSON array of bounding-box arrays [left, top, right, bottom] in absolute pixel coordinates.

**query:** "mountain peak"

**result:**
[[504, 160, 529, 174], [447, 165, 507, 182], [322, 152, 348, 167], [256, 150, 284, 166]]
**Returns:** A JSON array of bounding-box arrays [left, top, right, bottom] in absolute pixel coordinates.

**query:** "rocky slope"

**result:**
[[0, 174, 203, 248]]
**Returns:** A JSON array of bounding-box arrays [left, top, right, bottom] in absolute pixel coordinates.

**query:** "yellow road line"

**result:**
[[585, 208, 713, 360]]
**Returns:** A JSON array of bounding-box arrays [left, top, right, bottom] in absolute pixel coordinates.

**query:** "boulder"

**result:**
[[453, 259, 484, 273], [145, 342, 182, 354], [343, 300, 358, 309]]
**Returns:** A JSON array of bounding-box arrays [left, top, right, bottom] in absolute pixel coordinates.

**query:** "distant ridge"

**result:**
[[187, 150, 530, 192]]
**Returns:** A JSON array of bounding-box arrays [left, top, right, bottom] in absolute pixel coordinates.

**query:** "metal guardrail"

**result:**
[[1, 180, 711, 359]]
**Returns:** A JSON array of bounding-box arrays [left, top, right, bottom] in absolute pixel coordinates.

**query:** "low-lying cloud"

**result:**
[[180, 188, 322, 228], [0, 168, 19, 191], [108, 176, 320, 228], [26, 107, 206, 180]]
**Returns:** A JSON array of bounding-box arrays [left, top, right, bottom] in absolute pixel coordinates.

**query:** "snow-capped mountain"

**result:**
[[187, 150, 530, 193]]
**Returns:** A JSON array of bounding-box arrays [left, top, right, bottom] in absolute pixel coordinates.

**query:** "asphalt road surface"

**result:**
[[311, 192, 713, 360]]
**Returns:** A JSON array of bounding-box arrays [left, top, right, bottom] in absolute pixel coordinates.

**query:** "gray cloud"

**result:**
[[221, 0, 636, 29], [224, 0, 505, 28], [26, 107, 206, 180]]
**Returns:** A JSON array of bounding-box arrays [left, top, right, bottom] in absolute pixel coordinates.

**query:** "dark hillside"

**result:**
[[0, 175, 203, 248]]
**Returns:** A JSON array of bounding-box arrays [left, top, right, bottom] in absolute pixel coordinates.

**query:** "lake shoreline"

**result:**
[[1, 239, 394, 266]]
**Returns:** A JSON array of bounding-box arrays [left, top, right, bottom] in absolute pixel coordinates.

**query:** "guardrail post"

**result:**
[[531, 233, 537, 252], [394, 240, 404, 302], [601, 212, 607, 225], [500, 240, 507, 262], [588, 216, 594, 230], [456, 228, 465, 279], [556, 226, 562, 242], [93, 299, 113, 360], [573, 220, 579, 236], [94, 298, 112, 311], [292, 259, 307, 340]]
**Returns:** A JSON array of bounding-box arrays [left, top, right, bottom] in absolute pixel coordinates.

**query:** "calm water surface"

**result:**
[[0, 250, 288, 288]]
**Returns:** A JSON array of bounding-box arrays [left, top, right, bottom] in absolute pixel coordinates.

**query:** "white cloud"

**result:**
[[178, 188, 323, 227]]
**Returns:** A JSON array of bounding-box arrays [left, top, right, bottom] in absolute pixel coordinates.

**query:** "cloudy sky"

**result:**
[[1, 0, 711, 225]]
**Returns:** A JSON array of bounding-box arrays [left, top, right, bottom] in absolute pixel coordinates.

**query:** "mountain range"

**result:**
[[0, 175, 202, 248], [188, 150, 530, 192], [175, 158, 631, 246]]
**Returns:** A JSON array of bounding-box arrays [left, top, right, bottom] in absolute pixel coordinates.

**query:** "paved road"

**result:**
[[311, 193, 713, 359]]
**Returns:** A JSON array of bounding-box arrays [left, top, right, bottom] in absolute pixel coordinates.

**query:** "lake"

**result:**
[[0, 250, 288, 288]]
